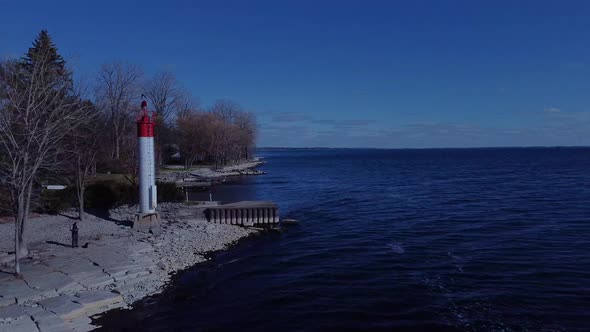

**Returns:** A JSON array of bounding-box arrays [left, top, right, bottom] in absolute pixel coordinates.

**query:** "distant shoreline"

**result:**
[[257, 145, 590, 150]]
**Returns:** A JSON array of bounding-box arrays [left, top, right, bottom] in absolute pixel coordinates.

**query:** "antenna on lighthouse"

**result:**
[[133, 99, 160, 233]]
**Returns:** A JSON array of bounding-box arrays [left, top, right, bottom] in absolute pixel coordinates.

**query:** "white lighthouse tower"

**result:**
[[133, 100, 160, 232]]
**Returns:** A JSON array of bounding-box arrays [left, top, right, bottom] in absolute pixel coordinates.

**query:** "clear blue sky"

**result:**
[[2, 0, 590, 148]]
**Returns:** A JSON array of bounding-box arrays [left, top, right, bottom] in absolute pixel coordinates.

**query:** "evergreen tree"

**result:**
[[20, 30, 71, 86]]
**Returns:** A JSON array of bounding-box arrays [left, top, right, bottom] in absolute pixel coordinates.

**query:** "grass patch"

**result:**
[[92, 173, 132, 184]]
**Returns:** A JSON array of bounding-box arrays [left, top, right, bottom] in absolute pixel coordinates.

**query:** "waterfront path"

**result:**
[[0, 204, 256, 331]]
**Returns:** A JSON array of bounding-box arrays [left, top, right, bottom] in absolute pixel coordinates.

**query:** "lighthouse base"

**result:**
[[133, 212, 161, 234]]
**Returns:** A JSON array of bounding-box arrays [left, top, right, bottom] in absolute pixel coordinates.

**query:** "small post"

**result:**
[[209, 191, 212, 202], [71, 222, 79, 248]]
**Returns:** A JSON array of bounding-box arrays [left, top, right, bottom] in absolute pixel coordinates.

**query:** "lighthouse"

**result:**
[[133, 100, 160, 232]]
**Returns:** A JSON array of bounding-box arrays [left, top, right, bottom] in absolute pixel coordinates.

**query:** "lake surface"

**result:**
[[98, 148, 590, 331]]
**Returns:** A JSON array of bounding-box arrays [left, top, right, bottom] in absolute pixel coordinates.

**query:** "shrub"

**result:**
[[6, 179, 183, 215], [85, 181, 138, 209], [35, 186, 76, 214], [85, 180, 182, 209], [95, 159, 129, 175], [157, 181, 184, 203]]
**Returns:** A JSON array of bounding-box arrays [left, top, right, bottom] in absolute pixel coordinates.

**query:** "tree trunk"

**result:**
[[112, 122, 120, 160], [14, 188, 26, 275], [18, 181, 33, 259], [14, 210, 20, 276], [114, 137, 120, 160], [78, 187, 85, 221], [77, 160, 85, 221]]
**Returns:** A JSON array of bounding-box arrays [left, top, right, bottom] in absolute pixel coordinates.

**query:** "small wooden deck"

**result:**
[[205, 201, 279, 226]]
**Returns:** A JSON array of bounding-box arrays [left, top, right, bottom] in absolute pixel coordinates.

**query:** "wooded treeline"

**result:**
[[94, 61, 257, 172], [0, 30, 257, 274]]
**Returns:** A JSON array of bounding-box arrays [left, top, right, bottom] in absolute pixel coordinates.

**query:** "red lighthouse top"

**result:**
[[137, 100, 155, 137]]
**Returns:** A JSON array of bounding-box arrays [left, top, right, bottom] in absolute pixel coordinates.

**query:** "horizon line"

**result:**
[[256, 145, 590, 150]]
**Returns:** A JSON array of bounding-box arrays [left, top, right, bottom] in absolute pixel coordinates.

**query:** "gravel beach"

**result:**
[[0, 203, 258, 331]]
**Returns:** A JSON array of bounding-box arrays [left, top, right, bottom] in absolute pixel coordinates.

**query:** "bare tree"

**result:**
[[235, 111, 257, 160], [144, 71, 190, 166], [173, 89, 198, 119], [95, 62, 142, 160], [0, 31, 94, 274], [68, 102, 100, 221], [210, 100, 240, 168], [208, 100, 257, 167], [176, 110, 213, 169], [144, 70, 182, 123]]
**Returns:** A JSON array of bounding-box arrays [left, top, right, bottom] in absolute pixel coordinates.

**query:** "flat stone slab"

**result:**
[[0, 296, 15, 308], [74, 291, 123, 316], [0, 272, 14, 283], [18, 263, 53, 277], [23, 306, 68, 332], [0, 315, 38, 332], [37, 316, 71, 332], [58, 261, 114, 289], [75, 291, 123, 307], [83, 252, 133, 272], [26, 271, 82, 294], [65, 315, 93, 332], [71, 273, 114, 290], [38, 295, 85, 320], [104, 265, 140, 281], [0, 304, 26, 321], [0, 278, 44, 305]]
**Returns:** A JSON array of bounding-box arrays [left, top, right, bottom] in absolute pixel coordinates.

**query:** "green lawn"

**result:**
[[92, 173, 132, 184]]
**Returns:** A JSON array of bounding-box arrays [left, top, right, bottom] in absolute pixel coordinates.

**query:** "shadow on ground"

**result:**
[[85, 208, 133, 227], [46, 240, 71, 248]]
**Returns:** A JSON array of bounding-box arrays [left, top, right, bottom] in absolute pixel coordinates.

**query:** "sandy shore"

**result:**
[[0, 203, 258, 331]]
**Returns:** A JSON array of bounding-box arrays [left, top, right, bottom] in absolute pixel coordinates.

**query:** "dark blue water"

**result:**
[[98, 148, 590, 331]]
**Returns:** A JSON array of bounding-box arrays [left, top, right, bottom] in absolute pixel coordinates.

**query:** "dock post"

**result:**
[[246, 209, 252, 226], [236, 209, 242, 225]]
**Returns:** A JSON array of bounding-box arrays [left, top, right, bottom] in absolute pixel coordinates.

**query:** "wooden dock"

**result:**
[[205, 201, 279, 226]]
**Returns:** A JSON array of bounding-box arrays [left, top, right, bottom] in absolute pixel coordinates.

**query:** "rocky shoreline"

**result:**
[[158, 159, 265, 183], [0, 203, 259, 331]]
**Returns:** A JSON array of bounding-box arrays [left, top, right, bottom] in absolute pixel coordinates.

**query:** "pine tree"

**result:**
[[21, 30, 71, 85]]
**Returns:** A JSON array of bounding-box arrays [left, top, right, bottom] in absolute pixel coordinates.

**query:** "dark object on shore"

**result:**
[[71, 222, 79, 248], [280, 218, 299, 225], [133, 213, 161, 235], [82, 242, 89, 248], [205, 201, 279, 227]]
